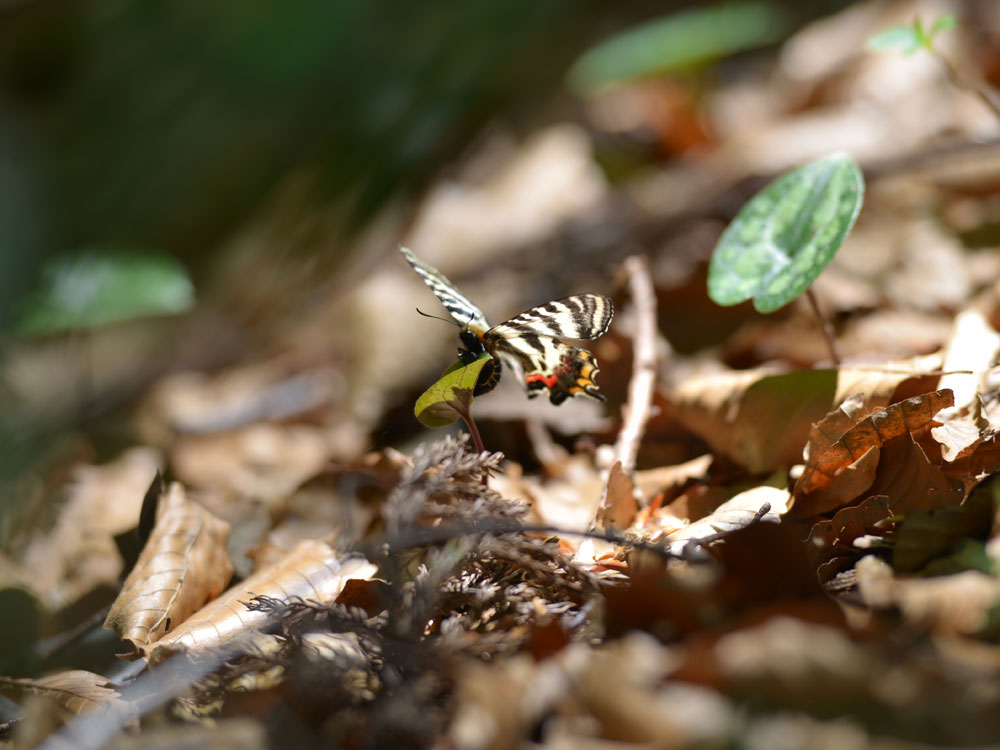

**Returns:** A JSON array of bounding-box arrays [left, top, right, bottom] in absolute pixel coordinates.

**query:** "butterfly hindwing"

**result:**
[[399, 245, 490, 333], [484, 295, 613, 405], [490, 335, 605, 405]]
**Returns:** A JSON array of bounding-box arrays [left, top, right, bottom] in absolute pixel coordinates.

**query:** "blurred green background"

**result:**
[[0, 0, 856, 506], [0, 0, 851, 328]]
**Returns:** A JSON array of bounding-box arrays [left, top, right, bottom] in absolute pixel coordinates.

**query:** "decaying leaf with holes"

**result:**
[[104, 482, 234, 656], [146, 539, 377, 663]]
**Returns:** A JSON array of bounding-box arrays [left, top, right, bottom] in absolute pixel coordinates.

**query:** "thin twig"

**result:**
[[933, 50, 1000, 123], [805, 287, 841, 367], [595, 256, 661, 529], [361, 503, 775, 563], [611, 255, 661, 475]]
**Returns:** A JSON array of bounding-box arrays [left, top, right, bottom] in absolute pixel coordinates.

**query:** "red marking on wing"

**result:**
[[524, 356, 573, 388]]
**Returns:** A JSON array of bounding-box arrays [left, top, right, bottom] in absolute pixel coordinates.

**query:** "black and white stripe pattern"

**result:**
[[487, 294, 613, 341], [400, 245, 614, 405], [399, 245, 490, 333]]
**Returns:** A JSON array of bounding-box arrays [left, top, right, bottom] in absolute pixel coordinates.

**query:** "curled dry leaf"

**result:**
[[104, 482, 234, 654], [794, 389, 954, 500], [146, 540, 377, 662], [0, 670, 134, 719]]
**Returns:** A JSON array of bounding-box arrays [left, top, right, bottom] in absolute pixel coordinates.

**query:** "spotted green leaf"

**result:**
[[707, 152, 864, 314], [18, 248, 194, 335]]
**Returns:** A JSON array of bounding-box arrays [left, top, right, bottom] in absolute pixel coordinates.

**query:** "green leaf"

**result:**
[[930, 13, 957, 37], [707, 152, 864, 314], [17, 248, 195, 335], [568, 1, 788, 93], [414, 353, 492, 429], [866, 24, 924, 55]]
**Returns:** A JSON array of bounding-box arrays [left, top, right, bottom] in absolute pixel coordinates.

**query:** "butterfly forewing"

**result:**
[[486, 294, 613, 340], [399, 245, 490, 333]]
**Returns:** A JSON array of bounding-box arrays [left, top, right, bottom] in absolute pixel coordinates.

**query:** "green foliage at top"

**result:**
[[17, 248, 194, 335], [707, 152, 864, 314], [414, 353, 493, 429], [568, 1, 788, 93], [866, 14, 956, 56]]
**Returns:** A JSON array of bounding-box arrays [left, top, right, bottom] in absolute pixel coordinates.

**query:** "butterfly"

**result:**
[[400, 245, 614, 405]]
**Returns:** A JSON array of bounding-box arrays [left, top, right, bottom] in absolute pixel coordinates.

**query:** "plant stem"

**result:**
[[805, 287, 841, 367], [461, 411, 484, 455], [933, 49, 1000, 123], [460, 409, 489, 486]]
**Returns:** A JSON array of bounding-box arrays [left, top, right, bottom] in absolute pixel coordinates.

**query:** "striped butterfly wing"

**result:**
[[399, 245, 490, 333], [485, 294, 614, 405]]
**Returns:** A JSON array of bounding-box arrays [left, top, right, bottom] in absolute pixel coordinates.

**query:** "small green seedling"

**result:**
[[866, 14, 956, 56], [707, 151, 865, 364], [867, 15, 1000, 121], [414, 351, 493, 455]]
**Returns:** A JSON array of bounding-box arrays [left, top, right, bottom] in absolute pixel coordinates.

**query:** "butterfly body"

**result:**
[[401, 246, 613, 405]]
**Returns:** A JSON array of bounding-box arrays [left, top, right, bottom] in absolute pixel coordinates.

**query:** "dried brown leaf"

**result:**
[[865, 435, 965, 515], [104, 482, 233, 653], [660, 486, 790, 551], [596, 461, 639, 530], [20, 447, 162, 612], [0, 670, 133, 718], [932, 404, 990, 463], [891, 489, 994, 573], [794, 390, 954, 500], [146, 540, 377, 662], [944, 434, 1000, 485], [670, 356, 943, 473], [802, 394, 868, 464], [793, 446, 880, 518], [807, 495, 893, 549]]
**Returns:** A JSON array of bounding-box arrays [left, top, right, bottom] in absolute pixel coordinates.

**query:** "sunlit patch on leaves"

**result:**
[[414, 353, 493, 429], [16, 247, 194, 335], [707, 151, 864, 313], [145, 541, 377, 663]]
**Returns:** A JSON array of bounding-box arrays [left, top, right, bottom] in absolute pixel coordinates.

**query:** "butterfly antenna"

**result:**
[[415, 307, 460, 327]]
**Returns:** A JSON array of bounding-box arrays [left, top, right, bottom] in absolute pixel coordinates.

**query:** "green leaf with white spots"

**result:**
[[707, 152, 864, 314], [17, 248, 195, 335], [415, 353, 492, 429]]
